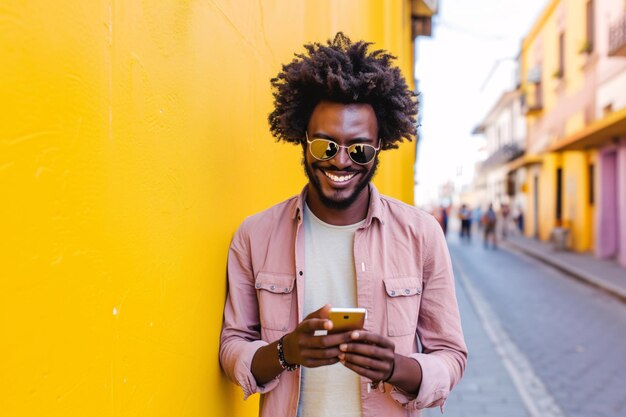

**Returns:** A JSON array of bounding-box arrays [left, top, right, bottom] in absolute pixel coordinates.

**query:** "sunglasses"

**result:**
[[306, 132, 380, 165]]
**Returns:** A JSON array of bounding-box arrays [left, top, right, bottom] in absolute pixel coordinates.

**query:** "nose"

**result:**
[[330, 145, 352, 168]]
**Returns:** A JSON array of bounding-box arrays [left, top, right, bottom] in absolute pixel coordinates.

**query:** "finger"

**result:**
[[300, 346, 342, 360], [305, 331, 354, 348], [341, 360, 388, 382], [339, 342, 394, 362], [339, 351, 390, 373], [349, 331, 395, 349], [304, 304, 332, 320], [298, 317, 332, 333], [302, 357, 340, 368]]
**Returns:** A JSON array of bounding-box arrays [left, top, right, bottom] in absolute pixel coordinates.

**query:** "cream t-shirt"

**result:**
[[297, 204, 365, 417]]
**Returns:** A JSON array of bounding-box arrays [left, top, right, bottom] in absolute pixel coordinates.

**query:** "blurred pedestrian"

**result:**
[[482, 203, 497, 249], [514, 205, 524, 234], [458, 204, 471, 242], [500, 203, 510, 240], [437, 204, 449, 236]]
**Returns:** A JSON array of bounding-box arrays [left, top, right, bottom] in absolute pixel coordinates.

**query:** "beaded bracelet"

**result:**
[[277, 335, 299, 371]]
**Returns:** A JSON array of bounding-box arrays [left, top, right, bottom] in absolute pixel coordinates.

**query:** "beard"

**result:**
[[303, 156, 379, 210]]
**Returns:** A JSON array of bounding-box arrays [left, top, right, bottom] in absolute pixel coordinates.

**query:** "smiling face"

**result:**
[[303, 101, 379, 224]]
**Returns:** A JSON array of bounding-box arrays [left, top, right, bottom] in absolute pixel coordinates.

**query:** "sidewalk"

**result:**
[[423, 249, 531, 417], [502, 234, 626, 302]]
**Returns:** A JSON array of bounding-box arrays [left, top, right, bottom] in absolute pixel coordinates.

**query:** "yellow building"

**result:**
[[517, 0, 626, 259], [518, 0, 625, 252], [0, 1, 436, 416]]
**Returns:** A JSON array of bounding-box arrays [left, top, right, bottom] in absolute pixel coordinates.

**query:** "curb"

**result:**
[[502, 239, 626, 303]]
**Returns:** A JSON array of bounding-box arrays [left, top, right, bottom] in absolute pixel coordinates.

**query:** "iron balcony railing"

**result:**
[[479, 142, 525, 171]]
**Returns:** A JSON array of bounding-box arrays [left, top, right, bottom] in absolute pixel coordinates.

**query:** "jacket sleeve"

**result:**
[[391, 217, 467, 410], [219, 224, 280, 399]]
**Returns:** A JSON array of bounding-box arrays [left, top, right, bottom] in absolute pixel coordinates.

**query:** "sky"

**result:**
[[414, 0, 548, 207]]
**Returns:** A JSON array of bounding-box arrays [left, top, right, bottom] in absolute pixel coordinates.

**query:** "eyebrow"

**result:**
[[312, 132, 375, 144]]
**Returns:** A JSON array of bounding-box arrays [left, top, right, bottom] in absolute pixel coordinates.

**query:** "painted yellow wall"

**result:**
[[539, 153, 559, 241], [521, 0, 588, 118], [562, 151, 592, 251], [588, 150, 597, 251], [524, 171, 537, 238], [0, 1, 416, 416], [520, 0, 595, 249]]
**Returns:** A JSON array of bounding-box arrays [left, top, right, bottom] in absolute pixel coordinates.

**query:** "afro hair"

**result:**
[[268, 32, 418, 150]]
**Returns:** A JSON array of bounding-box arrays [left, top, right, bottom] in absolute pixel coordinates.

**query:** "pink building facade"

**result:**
[[594, 1, 626, 266]]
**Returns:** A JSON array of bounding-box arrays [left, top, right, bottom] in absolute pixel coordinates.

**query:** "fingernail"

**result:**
[[339, 344, 347, 351], [351, 331, 360, 339], [338, 353, 345, 361]]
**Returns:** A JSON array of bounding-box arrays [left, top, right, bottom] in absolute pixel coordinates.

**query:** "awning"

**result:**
[[548, 107, 626, 152], [505, 153, 543, 173]]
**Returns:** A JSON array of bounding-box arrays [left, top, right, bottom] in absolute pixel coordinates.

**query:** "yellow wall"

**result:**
[[562, 151, 591, 251], [521, 0, 588, 119], [588, 150, 597, 251], [0, 1, 416, 416], [520, 0, 595, 250], [538, 153, 559, 240]]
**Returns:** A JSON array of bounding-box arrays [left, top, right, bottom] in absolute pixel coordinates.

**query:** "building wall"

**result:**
[[0, 1, 417, 416], [538, 153, 559, 240], [595, 0, 626, 266], [619, 140, 626, 266], [520, 0, 606, 251], [594, 0, 626, 117], [562, 151, 592, 251]]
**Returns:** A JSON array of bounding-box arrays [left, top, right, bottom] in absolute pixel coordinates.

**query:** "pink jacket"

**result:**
[[220, 185, 467, 417]]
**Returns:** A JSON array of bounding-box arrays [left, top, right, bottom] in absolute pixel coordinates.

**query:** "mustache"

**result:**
[[313, 164, 361, 173]]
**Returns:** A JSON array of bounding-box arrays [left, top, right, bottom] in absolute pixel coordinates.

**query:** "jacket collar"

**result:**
[[291, 183, 384, 227]]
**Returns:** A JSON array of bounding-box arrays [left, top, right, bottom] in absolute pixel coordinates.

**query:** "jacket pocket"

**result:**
[[383, 276, 422, 336], [255, 272, 296, 331]]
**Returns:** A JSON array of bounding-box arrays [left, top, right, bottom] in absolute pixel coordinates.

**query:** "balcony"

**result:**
[[480, 142, 525, 170], [609, 13, 626, 57]]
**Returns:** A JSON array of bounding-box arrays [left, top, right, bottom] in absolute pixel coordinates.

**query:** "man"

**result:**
[[220, 33, 466, 417]]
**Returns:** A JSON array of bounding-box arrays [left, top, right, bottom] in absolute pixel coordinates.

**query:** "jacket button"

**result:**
[[284, 288, 289, 293], [405, 289, 410, 294], [299, 271, 303, 276], [255, 283, 261, 289], [390, 290, 395, 296], [270, 285, 275, 290]]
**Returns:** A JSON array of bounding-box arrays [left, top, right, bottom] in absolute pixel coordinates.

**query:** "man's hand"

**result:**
[[282, 304, 353, 368], [337, 331, 396, 383], [338, 331, 422, 394]]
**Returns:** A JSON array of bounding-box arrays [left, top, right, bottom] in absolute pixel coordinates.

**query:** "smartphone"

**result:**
[[328, 307, 367, 334]]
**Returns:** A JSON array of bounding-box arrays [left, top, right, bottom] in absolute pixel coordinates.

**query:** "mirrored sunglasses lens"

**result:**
[[349, 144, 376, 164], [310, 140, 337, 160]]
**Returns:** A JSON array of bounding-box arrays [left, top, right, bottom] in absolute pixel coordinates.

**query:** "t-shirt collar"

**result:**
[[291, 183, 384, 227]]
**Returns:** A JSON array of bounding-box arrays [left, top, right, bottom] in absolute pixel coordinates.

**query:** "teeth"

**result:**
[[324, 171, 355, 183]]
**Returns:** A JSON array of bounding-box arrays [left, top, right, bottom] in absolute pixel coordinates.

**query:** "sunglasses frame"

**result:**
[[305, 132, 380, 165]]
